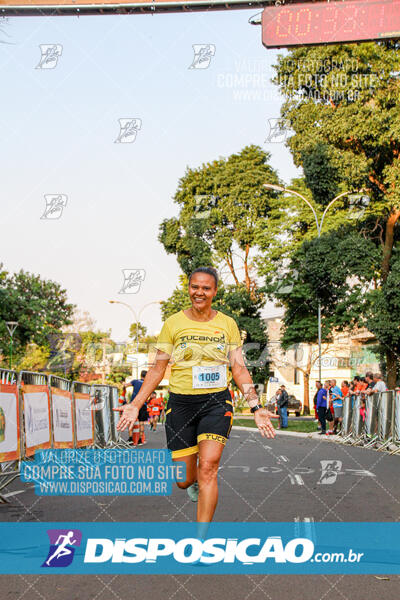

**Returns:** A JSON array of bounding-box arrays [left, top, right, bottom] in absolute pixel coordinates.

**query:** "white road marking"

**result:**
[[289, 474, 304, 485], [228, 466, 250, 472]]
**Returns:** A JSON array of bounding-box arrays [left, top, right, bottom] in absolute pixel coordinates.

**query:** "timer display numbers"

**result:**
[[262, 0, 400, 48]]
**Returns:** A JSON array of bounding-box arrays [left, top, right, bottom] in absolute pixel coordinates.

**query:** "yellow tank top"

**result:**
[[155, 310, 242, 395]]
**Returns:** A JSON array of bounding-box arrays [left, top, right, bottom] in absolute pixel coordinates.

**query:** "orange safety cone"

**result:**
[[131, 421, 140, 446]]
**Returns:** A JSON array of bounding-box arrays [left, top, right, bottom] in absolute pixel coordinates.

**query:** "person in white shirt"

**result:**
[[372, 373, 387, 393]]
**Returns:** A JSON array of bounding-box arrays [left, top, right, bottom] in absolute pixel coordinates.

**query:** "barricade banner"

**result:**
[[22, 384, 51, 457], [51, 387, 74, 449], [0, 382, 20, 463], [74, 392, 94, 448]]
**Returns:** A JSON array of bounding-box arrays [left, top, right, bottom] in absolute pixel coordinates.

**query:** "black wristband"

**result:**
[[250, 404, 263, 414]]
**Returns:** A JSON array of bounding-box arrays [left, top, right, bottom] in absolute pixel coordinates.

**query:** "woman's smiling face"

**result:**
[[188, 272, 217, 310]]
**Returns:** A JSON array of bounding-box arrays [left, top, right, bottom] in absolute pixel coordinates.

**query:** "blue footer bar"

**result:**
[[0, 522, 398, 574]]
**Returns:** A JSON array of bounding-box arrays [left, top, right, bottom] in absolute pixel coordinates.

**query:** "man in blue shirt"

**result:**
[[124, 370, 148, 445], [316, 381, 329, 435], [330, 378, 343, 435]]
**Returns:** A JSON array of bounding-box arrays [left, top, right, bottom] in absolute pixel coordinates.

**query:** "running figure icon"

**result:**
[[42, 529, 82, 568]]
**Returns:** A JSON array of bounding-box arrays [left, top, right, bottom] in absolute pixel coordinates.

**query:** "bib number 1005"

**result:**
[[192, 365, 227, 388], [199, 372, 220, 382]]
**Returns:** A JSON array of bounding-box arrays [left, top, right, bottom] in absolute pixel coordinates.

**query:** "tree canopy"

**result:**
[[261, 41, 400, 386], [0, 265, 74, 361], [159, 145, 280, 294]]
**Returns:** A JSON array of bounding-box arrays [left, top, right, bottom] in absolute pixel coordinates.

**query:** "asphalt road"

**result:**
[[1, 425, 399, 600]]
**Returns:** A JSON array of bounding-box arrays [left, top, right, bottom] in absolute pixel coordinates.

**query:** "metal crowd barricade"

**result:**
[[72, 381, 94, 449], [0, 369, 21, 503], [364, 392, 380, 448], [92, 384, 113, 448], [109, 385, 130, 449], [349, 394, 364, 446], [338, 395, 352, 443], [376, 390, 394, 451], [390, 389, 400, 455]]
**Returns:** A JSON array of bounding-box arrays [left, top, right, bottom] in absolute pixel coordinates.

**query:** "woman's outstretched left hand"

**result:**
[[254, 408, 276, 438]]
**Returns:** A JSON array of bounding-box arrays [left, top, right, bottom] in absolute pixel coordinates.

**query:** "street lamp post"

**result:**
[[264, 184, 360, 384], [5, 321, 18, 369]]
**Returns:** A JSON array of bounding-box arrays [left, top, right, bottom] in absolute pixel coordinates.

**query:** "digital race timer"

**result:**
[[262, 0, 400, 48]]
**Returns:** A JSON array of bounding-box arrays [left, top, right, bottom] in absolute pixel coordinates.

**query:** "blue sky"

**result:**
[[1, 10, 300, 341]]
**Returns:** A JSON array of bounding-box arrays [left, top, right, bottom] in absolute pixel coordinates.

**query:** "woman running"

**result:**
[[116, 266, 275, 523]]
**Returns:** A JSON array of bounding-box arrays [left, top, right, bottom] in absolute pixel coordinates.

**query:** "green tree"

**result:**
[[159, 145, 280, 295], [0, 265, 74, 362], [16, 343, 50, 372], [269, 41, 400, 387]]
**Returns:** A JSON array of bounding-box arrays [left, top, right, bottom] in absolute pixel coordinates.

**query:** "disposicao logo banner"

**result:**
[[0, 523, 399, 574]]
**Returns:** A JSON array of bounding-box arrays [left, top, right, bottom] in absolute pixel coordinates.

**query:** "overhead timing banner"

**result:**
[[0, 0, 269, 16]]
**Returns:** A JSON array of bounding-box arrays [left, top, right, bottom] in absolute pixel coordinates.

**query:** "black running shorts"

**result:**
[[138, 406, 148, 422], [165, 388, 234, 459]]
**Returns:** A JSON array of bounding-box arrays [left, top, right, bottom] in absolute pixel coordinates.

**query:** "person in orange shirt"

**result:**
[[358, 377, 368, 392], [148, 392, 163, 431], [341, 380, 349, 398]]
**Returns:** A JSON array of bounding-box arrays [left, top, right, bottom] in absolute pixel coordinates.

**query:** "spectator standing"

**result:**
[[341, 380, 349, 398], [372, 373, 387, 393], [277, 385, 289, 429], [365, 371, 374, 392], [316, 381, 329, 435], [350, 376, 361, 394], [313, 382, 322, 429], [330, 378, 343, 434], [326, 380, 335, 434]]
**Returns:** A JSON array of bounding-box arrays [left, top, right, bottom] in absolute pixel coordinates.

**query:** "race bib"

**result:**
[[192, 364, 227, 389]]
